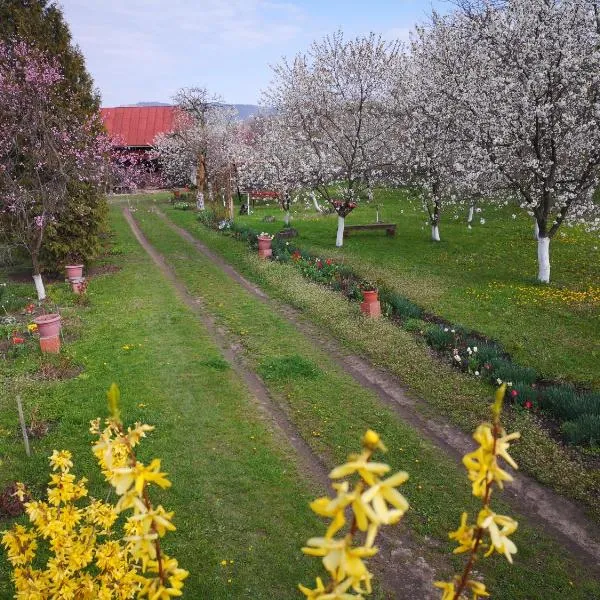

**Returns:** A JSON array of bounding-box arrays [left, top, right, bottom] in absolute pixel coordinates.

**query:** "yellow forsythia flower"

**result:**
[[1, 384, 188, 599], [299, 430, 408, 598], [434, 385, 519, 598]]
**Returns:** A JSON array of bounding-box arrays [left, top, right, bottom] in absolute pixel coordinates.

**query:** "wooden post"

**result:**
[[16, 395, 31, 457]]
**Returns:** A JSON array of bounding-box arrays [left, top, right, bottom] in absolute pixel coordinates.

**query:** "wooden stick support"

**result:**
[[16, 395, 31, 457]]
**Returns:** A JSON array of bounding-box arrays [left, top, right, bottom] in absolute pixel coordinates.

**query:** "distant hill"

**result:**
[[129, 102, 265, 120]]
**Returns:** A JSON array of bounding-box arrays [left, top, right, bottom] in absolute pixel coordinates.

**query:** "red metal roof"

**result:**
[[100, 106, 177, 147]]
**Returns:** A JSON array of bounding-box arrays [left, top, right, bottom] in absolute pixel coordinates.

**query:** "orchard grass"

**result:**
[[236, 188, 600, 389], [154, 195, 600, 518], [0, 206, 325, 599], [129, 198, 600, 599]]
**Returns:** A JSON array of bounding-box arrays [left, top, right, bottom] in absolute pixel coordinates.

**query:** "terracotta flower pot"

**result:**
[[360, 290, 381, 318], [362, 290, 378, 303], [65, 264, 84, 280], [257, 237, 272, 250], [257, 236, 273, 259], [34, 314, 61, 338]]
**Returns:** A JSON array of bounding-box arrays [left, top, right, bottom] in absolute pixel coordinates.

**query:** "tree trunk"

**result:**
[[537, 237, 550, 283], [534, 220, 539, 240], [431, 225, 441, 242], [32, 274, 46, 300], [196, 191, 205, 210], [284, 211, 290, 226], [467, 205, 474, 228], [225, 168, 233, 220], [336, 216, 345, 247], [196, 154, 206, 200], [31, 254, 46, 300], [312, 192, 323, 213]]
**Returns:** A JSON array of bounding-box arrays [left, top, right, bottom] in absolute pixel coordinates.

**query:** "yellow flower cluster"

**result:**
[[1, 451, 140, 599], [299, 430, 409, 599], [91, 383, 188, 598], [1, 384, 187, 600], [473, 281, 600, 308], [434, 385, 520, 599]]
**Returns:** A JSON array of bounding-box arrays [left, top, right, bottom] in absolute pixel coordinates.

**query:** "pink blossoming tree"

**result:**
[[0, 42, 111, 299]]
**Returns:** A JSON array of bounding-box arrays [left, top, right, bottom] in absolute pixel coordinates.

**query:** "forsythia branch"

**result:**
[[1, 384, 188, 600], [435, 384, 520, 600], [299, 429, 409, 598]]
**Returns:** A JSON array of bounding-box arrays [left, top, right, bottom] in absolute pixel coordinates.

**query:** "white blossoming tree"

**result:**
[[155, 88, 241, 216], [395, 14, 497, 242], [153, 132, 195, 187], [264, 31, 402, 246], [238, 114, 310, 226], [434, 0, 600, 281]]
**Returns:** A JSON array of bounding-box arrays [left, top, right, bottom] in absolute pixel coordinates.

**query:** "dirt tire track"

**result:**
[[151, 206, 600, 574], [124, 207, 441, 599]]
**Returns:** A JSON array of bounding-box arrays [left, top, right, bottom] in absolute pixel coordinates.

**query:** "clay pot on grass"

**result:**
[[360, 289, 381, 318], [33, 314, 61, 354], [65, 265, 84, 280], [257, 235, 273, 259]]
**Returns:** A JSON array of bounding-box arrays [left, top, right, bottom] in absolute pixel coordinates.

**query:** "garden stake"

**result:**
[[16, 395, 31, 457]]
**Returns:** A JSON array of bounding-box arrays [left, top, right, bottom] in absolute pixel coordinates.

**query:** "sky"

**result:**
[[58, 0, 447, 108]]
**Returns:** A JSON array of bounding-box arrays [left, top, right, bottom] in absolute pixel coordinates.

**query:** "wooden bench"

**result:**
[[343, 223, 396, 238]]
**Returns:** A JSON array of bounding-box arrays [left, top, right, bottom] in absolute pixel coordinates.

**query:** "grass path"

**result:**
[[123, 205, 443, 598], [0, 207, 329, 598], [127, 198, 600, 599], [158, 199, 600, 520]]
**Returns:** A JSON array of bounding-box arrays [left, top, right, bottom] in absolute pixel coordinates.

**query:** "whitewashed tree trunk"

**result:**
[[537, 236, 550, 283], [432, 225, 441, 242], [468, 205, 474, 225], [284, 211, 290, 226], [312, 192, 323, 213], [336, 216, 345, 247], [367, 186, 374, 203], [208, 182, 214, 202], [196, 191, 205, 210], [534, 220, 539, 240], [33, 273, 46, 300]]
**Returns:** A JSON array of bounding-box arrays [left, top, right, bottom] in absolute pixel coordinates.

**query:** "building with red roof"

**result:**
[[100, 105, 177, 149]]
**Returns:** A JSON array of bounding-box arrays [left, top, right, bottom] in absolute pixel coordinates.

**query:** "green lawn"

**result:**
[[159, 196, 600, 517], [1, 199, 598, 599], [126, 197, 600, 599], [0, 207, 323, 598], [236, 188, 600, 388]]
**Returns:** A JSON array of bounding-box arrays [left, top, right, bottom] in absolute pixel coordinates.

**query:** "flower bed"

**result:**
[[198, 214, 600, 447]]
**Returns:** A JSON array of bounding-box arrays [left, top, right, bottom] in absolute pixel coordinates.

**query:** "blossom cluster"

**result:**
[[1, 451, 140, 599], [435, 385, 520, 599], [299, 430, 409, 598], [1, 384, 187, 599]]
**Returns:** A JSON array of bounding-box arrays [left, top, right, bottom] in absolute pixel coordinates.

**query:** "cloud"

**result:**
[[58, 0, 306, 104]]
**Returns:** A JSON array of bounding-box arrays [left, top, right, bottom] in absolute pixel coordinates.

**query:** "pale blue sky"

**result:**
[[58, 0, 447, 107]]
